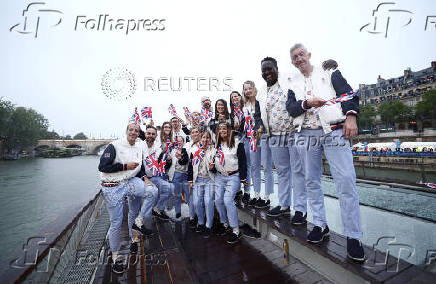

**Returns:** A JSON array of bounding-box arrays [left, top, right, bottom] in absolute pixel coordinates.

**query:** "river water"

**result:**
[[0, 156, 435, 271]]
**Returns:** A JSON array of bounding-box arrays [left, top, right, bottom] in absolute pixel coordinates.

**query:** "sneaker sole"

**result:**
[[254, 205, 269, 209], [347, 253, 365, 262], [227, 237, 242, 244], [112, 267, 127, 274], [243, 233, 261, 239], [291, 220, 307, 226], [307, 232, 330, 243], [266, 212, 281, 217]]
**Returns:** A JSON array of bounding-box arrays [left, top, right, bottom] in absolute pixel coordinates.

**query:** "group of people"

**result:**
[[98, 43, 365, 274]]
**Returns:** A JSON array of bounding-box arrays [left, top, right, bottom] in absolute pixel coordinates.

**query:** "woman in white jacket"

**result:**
[[214, 122, 247, 244], [187, 130, 216, 238], [167, 136, 190, 220]]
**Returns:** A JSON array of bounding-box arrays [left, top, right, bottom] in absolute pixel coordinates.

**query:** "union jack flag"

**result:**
[[183, 107, 193, 119], [165, 137, 174, 153], [233, 104, 244, 124], [215, 145, 225, 166], [129, 107, 141, 125], [324, 90, 359, 106], [168, 104, 177, 117], [192, 143, 205, 166], [141, 107, 152, 119], [145, 153, 160, 176], [243, 109, 252, 133], [418, 181, 436, 189], [245, 120, 257, 152], [157, 153, 167, 176], [200, 108, 212, 123], [426, 183, 436, 189]]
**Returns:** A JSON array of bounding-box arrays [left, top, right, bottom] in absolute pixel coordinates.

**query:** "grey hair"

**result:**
[[290, 43, 308, 55]]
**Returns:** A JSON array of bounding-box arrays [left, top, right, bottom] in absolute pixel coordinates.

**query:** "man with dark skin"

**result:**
[[256, 57, 307, 223]]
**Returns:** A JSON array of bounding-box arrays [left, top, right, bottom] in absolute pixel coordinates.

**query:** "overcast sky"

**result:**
[[1, 0, 435, 138]]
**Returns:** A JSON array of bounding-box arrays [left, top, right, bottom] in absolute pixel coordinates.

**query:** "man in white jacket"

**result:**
[[286, 43, 364, 262], [98, 122, 158, 273], [257, 57, 307, 222]]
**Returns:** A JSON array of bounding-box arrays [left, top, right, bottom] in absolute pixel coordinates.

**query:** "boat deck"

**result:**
[[93, 214, 295, 283]]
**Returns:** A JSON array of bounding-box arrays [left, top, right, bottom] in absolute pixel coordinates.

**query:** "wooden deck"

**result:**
[[93, 212, 295, 283]]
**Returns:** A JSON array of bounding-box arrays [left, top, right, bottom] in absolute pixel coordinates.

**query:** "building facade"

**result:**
[[359, 62, 436, 107]]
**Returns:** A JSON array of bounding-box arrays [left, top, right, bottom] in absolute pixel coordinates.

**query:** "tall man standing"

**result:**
[[98, 122, 158, 273], [286, 43, 364, 261], [258, 57, 307, 223]]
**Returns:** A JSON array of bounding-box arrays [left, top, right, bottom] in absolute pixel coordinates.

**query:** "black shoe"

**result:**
[[248, 198, 259, 207], [243, 227, 261, 239], [153, 210, 170, 221], [215, 222, 226, 236], [234, 190, 243, 202], [267, 206, 290, 217], [242, 192, 250, 203], [130, 242, 138, 254], [188, 218, 197, 229], [227, 232, 243, 244], [175, 212, 181, 219], [112, 259, 127, 274], [307, 225, 330, 243], [132, 223, 154, 237], [196, 224, 206, 233], [159, 211, 170, 221], [203, 227, 212, 238], [291, 211, 307, 225], [347, 238, 365, 262], [255, 198, 270, 209]]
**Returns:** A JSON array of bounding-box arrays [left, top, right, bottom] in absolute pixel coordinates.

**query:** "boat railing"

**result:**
[[1, 190, 105, 283]]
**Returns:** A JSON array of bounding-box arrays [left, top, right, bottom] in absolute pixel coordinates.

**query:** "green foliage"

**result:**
[[358, 105, 376, 129], [5, 107, 49, 149], [1, 98, 50, 151], [415, 90, 436, 119], [0, 97, 15, 138], [64, 135, 72, 140], [73, 132, 88, 140], [378, 100, 412, 126], [44, 130, 61, 139]]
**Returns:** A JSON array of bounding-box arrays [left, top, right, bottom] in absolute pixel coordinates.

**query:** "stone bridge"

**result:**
[[36, 139, 114, 155]]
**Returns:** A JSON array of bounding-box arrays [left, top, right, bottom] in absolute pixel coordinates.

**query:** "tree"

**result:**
[[64, 135, 72, 140], [358, 105, 376, 130], [415, 90, 436, 119], [378, 100, 412, 127], [73, 132, 88, 140], [5, 107, 49, 150], [0, 97, 14, 139], [44, 130, 61, 139]]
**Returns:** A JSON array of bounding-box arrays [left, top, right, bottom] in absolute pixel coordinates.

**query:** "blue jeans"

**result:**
[[192, 177, 215, 228], [252, 134, 274, 196], [102, 177, 158, 253], [215, 173, 240, 228], [150, 176, 173, 211], [295, 129, 362, 239], [173, 172, 194, 217], [268, 134, 307, 210], [241, 136, 252, 192]]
